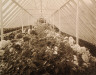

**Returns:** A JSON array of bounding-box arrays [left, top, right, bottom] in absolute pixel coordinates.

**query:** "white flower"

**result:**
[[28, 29, 31, 34], [90, 56, 96, 62], [16, 41, 21, 45], [69, 37, 75, 46], [82, 53, 89, 63], [83, 63, 89, 67], [46, 46, 50, 52], [23, 29, 26, 33], [80, 47, 86, 53], [64, 36, 68, 40], [55, 33, 60, 38], [0, 50, 5, 56], [0, 40, 11, 49], [71, 44, 81, 52], [63, 36, 68, 42], [54, 46, 58, 51], [53, 46, 58, 55], [53, 51, 58, 54], [73, 55, 78, 66], [9, 48, 14, 53]]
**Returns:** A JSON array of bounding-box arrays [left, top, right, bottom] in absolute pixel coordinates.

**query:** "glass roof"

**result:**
[[0, 0, 96, 45]]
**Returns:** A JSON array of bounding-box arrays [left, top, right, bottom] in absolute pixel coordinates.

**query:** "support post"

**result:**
[[28, 14, 29, 26], [52, 16, 55, 34], [0, 0, 3, 41], [21, 10, 24, 33], [76, 0, 79, 44], [59, 10, 61, 34], [49, 18, 52, 31]]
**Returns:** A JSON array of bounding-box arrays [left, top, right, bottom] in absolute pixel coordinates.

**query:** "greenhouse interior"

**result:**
[[0, 0, 96, 75]]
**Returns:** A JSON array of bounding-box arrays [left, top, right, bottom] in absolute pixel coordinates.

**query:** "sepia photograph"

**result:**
[[0, 0, 96, 75]]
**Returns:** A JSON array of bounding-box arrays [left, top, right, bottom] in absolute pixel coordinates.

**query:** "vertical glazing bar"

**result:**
[[21, 10, 24, 33], [76, 0, 79, 44], [0, 0, 3, 41], [28, 14, 30, 26], [59, 10, 61, 34], [50, 18, 53, 31], [53, 16, 55, 32]]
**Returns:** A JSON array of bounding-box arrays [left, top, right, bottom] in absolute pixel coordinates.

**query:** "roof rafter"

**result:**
[[12, 0, 34, 18], [48, 0, 72, 19]]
